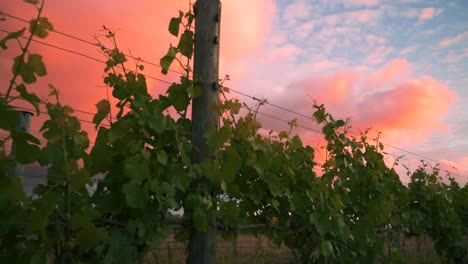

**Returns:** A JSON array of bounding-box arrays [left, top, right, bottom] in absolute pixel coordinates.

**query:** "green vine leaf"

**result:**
[[73, 131, 90, 148], [76, 225, 107, 249], [200, 159, 220, 182], [26, 191, 59, 232], [122, 180, 146, 208], [177, 30, 194, 58], [16, 84, 41, 115], [320, 241, 335, 258], [167, 82, 189, 112], [29, 17, 54, 39], [335, 119, 345, 128], [205, 126, 230, 150], [109, 49, 127, 64], [168, 11, 183, 37], [160, 46, 177, 74], [24, 0, 40, 4], [28, 54, 47, 76], [0, 28, 26, 50], [108, 119, 132, 143], [2, 2, 467, 263], [185, 11, 195, 27], [0, 176, 27, 208], [123, 154, 150, 180], [313, 105, 326, 124], [11, 131, 41, 164], [221, 147, 241, 182], [224, 99, 241, 115], [0, 103, 19, 131], [70, 169, 92, 192], [93, 99, 110, 129], [157, 149, 168, 165], [13, 54, 47, 84], [218, 201, 244, 227]]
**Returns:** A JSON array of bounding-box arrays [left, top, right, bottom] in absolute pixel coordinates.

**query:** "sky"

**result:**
[[1, 0, 467, 184]]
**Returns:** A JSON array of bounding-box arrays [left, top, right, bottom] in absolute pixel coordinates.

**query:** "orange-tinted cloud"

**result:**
[[255, 59, 457, 149], [357, 76, 457, 131], [292, 71, 357, 104], [1, 0, 186, 113], [1, 1, 463, 176], [1, 0, 274, 141], [221, 0, 275, 61], [364, 59, 410, 89]]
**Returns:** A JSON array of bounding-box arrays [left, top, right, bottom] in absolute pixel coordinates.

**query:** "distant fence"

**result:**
[[147, 234, 294, 264], [146, 234, 467, 264]]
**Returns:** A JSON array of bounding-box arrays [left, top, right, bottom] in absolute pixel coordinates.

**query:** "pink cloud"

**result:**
[[221, 0, 275, 61], [1, 0, 274, 103], [439, 158, 468, 185], [1, 0, 275, 144], [291, 22, 315, 40], [283, 0, 312, 26], [357, 76, 457, 131], [291, 72, 358, 104], [443, 51, 468, 63], [383, 6, 441, 21], [343, 0, 379, 7], [364, 45, 395, 65], [400, 45, 419, 55], [320, 9, 382, 27], [1, 0, 188, 121], [438, 31, 468, 48], [366, 34, 386, 46], [269, 44, 302, 63], [418, 7, 440, 20], [440, 158, 468, 171], [364, 59, 411, 89], [307, 60, 342, 73], [251, 59, 457, 150], [351, 9, 382, 24], [1, 1, 464, 179]]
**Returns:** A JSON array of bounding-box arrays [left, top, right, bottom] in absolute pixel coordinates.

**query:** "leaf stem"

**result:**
[[58, 102, 72, 262], [5, 0, 45, 101], [220, 90, 237, 127]]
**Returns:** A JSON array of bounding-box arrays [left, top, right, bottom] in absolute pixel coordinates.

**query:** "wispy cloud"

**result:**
[[438, 31, 468, 48], [443, 49, 468, 63], [400, 45, 419, 55], [364, 45, 395, 65], [418, 7, 441, 21], [381, 5, 441, 21], [342, 0, 380, 7], [283, 0, 313, 26]]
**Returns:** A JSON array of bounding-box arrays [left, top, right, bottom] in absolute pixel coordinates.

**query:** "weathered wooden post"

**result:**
[[189, 0, 221, 263]]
